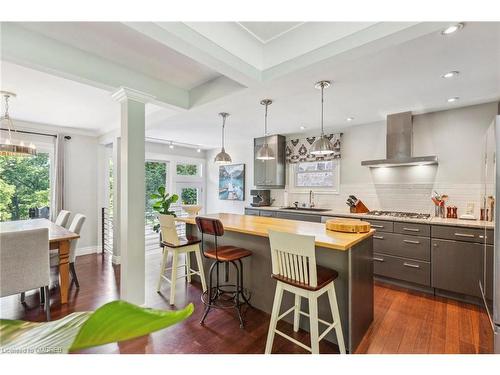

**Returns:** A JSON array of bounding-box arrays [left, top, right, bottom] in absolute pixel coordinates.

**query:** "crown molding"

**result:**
[[111, 86, 156, 104]]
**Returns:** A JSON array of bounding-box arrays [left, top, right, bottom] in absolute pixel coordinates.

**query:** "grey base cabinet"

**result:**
[[431, 239, 483, 298]]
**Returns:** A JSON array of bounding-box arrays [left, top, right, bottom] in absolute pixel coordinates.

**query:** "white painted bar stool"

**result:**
[[157, 214, 207, 305], [265, 230, 346, 354]]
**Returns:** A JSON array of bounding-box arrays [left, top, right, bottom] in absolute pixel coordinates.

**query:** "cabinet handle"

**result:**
[[454, 233, 475, 238], [403, 262, 421, 269], [403, 239, 421, 244], [371, 225, 384, 229], [373, 235, 384, 240], [373, 257, 385, 262], [403, 227, 420, 232]]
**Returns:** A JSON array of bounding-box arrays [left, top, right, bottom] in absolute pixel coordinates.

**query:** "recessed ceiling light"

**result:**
[[441, 71, 460, 79], [299, 125, 306, 130], [346, 117, 354, 122], [447, 96, 459, 103], [441, 23, 464, 35], [196, 148, 201, 153], [169, 142, 174, 149]]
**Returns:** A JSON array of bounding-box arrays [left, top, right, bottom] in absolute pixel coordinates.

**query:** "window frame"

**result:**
[[288, 159, 340, 195]]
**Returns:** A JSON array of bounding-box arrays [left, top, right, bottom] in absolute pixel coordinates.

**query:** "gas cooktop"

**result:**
[[367, 210, 431, 220]]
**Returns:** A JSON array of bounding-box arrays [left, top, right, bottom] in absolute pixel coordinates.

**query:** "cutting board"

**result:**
[[325, 218, 371, 233]]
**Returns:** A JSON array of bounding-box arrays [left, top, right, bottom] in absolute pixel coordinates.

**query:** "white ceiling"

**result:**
[[0, 61, 176, 133], [237, 22, 304, 43], [1, 21, 499, 148], [17, 22, 221, 90], [147, 22, 500, 147]]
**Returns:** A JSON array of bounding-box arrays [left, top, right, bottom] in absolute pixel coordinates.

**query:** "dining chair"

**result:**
[[54, 210, 71, 228], [50, 213, 86, 288], [0, 228, 51, 321]]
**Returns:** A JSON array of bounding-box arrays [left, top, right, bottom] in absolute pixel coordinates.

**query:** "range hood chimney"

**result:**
[[361, 111, 438, 168]]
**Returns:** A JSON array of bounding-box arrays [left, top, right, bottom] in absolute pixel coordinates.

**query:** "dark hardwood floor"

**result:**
[[0, 252, 493, 354]]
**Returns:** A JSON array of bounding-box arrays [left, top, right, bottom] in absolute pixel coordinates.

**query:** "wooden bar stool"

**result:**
[[265, 230, 346, 354], [195, 216, 252, 328], [157, 214, 207, 305]]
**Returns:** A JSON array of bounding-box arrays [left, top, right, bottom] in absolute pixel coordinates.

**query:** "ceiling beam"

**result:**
[[262, 22, 451, 81], [123, 22, 262, 88], [1, 22, 189, 110]]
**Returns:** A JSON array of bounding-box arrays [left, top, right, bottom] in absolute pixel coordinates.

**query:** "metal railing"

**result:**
[[102, 205, 187, 255], [101, 207, 113, 256]]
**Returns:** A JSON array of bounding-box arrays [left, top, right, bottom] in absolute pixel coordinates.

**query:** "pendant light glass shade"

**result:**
[[310, 81, 334, 156], [256, 99, 275, 160], [0, 91, 37, 157], [214, 112, 232, 164]]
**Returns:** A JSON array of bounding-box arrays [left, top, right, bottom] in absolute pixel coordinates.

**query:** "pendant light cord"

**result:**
[[320, 84, 324, 136], [264, 102, 269, 146], [221, 115, 225, 149]]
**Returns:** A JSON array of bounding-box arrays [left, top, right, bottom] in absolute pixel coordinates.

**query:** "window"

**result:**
[[176, 163, 198, 176], [145, 161, 168, 224], [293, 160, 339, 191], [0, 153, 51, 221]]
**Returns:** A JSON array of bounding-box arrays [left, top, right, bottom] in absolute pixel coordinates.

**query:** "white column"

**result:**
[[112, 136, 121, 264], [112, 87, 155, 305]]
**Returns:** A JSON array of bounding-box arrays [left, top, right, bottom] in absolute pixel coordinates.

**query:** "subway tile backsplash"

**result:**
[[270, 183, 484, 218]]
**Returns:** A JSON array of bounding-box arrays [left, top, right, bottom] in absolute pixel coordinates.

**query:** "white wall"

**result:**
[[64, 133, 100, 251], [205, 102, 498, 218], [206, 140, 254, 214]]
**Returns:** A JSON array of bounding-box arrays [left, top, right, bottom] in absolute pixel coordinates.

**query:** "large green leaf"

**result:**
[[0, 301, 193, 354], [70, 301, 193, 352]]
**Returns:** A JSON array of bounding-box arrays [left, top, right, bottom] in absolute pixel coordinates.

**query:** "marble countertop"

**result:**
[[247, 206, 495, 229]]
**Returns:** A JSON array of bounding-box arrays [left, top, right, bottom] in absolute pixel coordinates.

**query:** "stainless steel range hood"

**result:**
[[361, 111, 438, 168]]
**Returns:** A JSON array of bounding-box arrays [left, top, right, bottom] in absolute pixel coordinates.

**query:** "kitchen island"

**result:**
[[177, 213, 375, 353]]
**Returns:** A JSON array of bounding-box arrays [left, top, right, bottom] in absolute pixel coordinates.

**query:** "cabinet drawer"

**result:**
[[373, 232, 430, 261], [244, 209, 260, 216], [259, 210, 276, 217], [275, 211, 321, 223], [364, 219, 394, 233], [432, 225, 493, 244], [394, 222, 430, 237], [431, 239, 483, 297], [373, 252, 430, 286]]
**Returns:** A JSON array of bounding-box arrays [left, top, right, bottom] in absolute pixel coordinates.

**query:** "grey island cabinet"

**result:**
[[245, 207, 494, 305], [179, 213, 374, 353]]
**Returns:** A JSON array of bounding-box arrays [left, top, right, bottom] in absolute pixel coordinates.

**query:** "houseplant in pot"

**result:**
[[150, 187, 179, 249]]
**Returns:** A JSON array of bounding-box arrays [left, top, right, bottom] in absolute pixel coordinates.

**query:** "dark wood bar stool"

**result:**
[[195, 216, 252, 328]]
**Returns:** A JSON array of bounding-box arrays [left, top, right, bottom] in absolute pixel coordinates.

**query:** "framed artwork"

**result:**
[[219, 164, 245, 201]]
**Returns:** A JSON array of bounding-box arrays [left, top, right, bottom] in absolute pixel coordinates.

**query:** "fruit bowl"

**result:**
[[181, 205, 202, 216]]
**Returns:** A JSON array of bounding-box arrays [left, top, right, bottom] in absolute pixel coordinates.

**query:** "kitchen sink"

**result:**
[[281, 207, 331, 212]]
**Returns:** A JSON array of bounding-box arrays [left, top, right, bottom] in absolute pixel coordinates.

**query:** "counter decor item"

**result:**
[[219, 163, 245, 201], [325, 218, 371, 233], [346, 194, 369, 214], [181, 204, 202, 216], [459, 201, 476, 220], [431, 191, 447, 218], [150, 186, 179, 232]]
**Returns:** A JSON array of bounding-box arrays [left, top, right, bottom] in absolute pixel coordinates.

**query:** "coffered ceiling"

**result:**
[[1, 21, 499, 149]]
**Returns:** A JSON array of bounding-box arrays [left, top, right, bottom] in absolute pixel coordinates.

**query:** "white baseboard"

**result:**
[[111, 254, 121, 264], [75, 245, 100, 257]]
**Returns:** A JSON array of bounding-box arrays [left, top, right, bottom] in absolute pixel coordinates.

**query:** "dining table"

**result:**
[[0, 218, 80, 304]]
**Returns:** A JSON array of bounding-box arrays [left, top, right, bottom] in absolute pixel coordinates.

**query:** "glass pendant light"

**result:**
[[214, 112, 232, 164], [256, 99, 275, 160], [310, 80, 335, 156], [0, 91, 37, 157]]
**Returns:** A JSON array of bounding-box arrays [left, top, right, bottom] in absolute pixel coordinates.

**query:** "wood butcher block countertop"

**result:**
[[177, 213, 374, 251]]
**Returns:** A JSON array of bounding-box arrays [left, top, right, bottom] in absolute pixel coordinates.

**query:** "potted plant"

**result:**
[[150, 186, 179, 233]]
